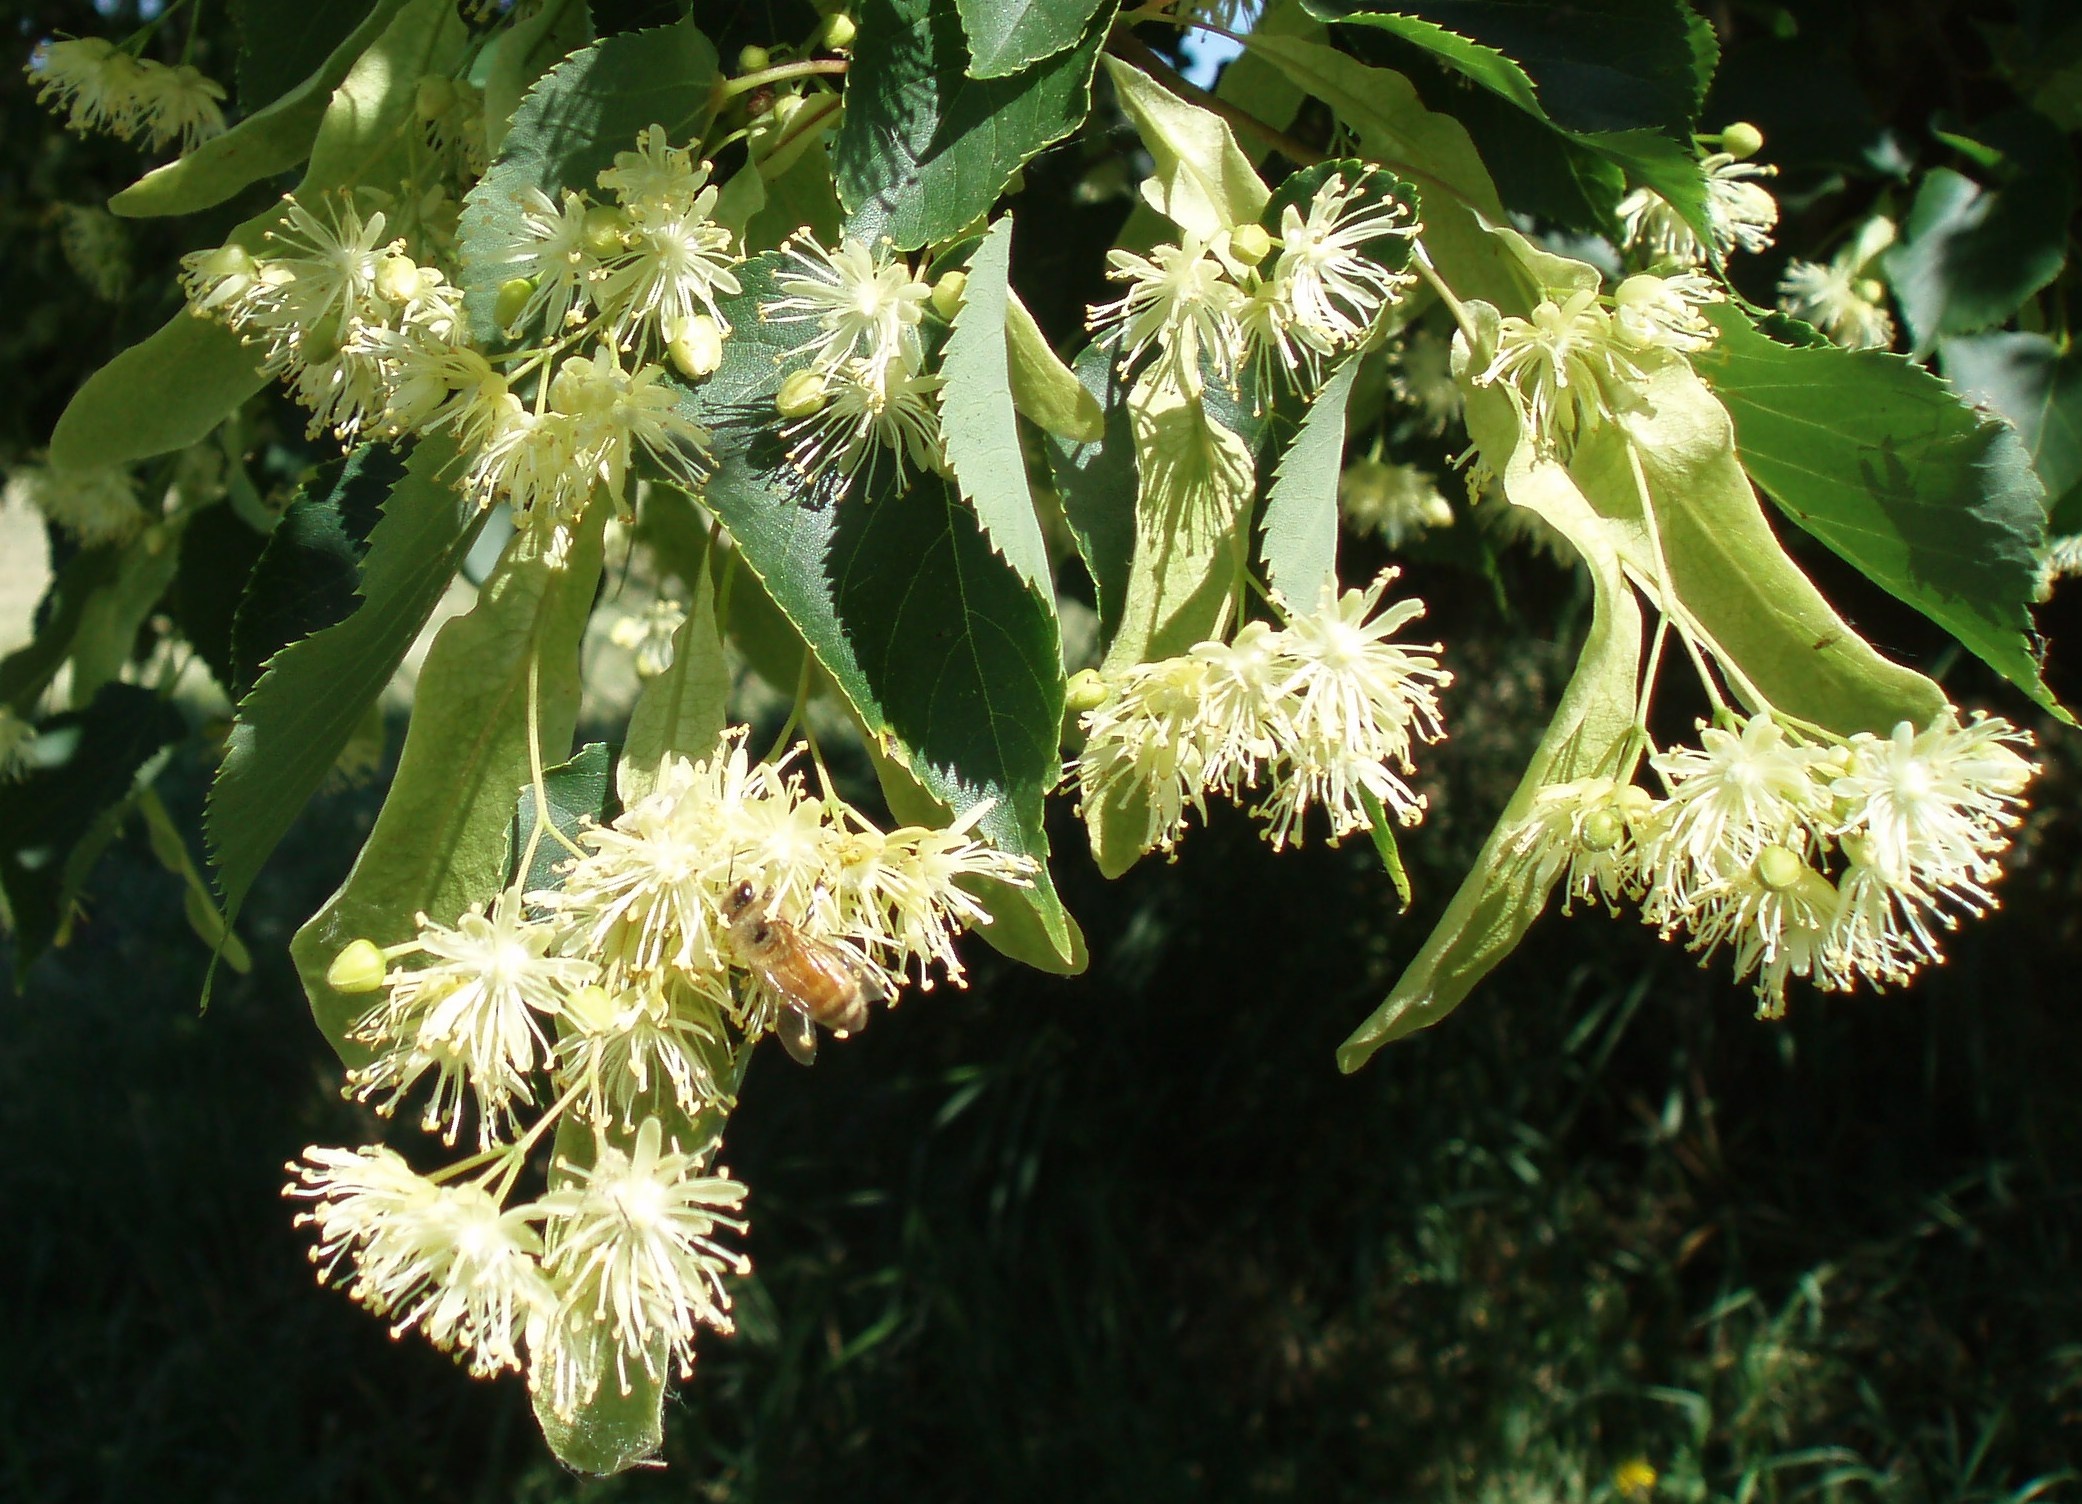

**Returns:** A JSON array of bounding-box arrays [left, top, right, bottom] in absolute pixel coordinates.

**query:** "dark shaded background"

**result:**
[[4, 1, 2081, 1499]]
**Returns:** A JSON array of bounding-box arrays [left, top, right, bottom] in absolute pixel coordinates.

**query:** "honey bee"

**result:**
[[721, 879, 886, 1065]]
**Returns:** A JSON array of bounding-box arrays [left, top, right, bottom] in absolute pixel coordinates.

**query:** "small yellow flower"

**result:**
[[1614, 1457, 1658, 1500]]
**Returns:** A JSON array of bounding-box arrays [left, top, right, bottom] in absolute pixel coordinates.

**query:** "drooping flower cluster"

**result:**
[[1337, 457, 1455, 549], [764, 235, 944, 488], [180, 123, 738, 554], [291, 728, 1035, 1412], [1618, 125, 1779, 269], [1508, 709, 2037, 1016], [25, 37, 226, 153], [1087, 165, 1418, 402], [3, 457, 151, 545], [1777, 216, 1898, 351], [1075, 570, 1451, 855], [1471, 272, 1723, 454]]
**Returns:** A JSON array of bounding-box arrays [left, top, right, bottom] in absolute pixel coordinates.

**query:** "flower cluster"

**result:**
[[1508, 709, 2037, 1015], [4, 457, 150, 545], [1337, 457, 1454, 549], [26, 37, 226, 153], [291, 728, 1034, 1411], [1617, 125, 1779, 269], [1075, 570, 1450, 854], [1471, 272, 1722, 454], [765, 236, 944, 488], [1777, 216, 1898, 351], [182, 123, 738, 554], [1087, 166, 1417, 402]]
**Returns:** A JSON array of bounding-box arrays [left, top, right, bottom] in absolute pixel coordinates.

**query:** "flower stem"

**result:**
[[714, 58, 848, 106]]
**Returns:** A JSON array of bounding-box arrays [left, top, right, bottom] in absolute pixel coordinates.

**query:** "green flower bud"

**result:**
[[771, 90, 805, 123], [375, 254, 420, 303], [1065, 668, 1108, 716], [582, 204, 629, 258], [1754, 844, 1806, 892], [326, 938, 389, 994], [1720, 121, 1765, 160], [415, 75, 456, 122], [1227, 222, 1273, 266], [738, 44, 772, 73], [1580, 808, 1625, 852], [564, 983, 619, 1033], [776, 369, 830, 418], [669, 314, 725, 379], [930, 269, 968, 320], [494, 276, 537, 330], [820, 12, 857, 50], [1855, 277, 1886, 305]]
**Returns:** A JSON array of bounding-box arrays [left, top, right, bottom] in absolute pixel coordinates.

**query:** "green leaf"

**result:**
[[1340, 386, 1643, 1070], [229, 445, 405, 698], [0, 685, 186, 978], [1307, 0, 1700, 136], [1240, 34, 1530, 311], [1005, 290, 1103, 442], [835, 0, 1106, 250], [1695, 305, 2064, 721], [956, 0, 1110, 79], [301, 0, 469, 189], [1258, 358, 1357, 605], [111, 0, 404, 217], [687, 252, 1072, 956], [939, 216, 1055, 598], [1100, 55, 1269, 241], [459, 18, 721, 339], [140, 788, 251, 974], [482, 0, 596, 156], [291, 500, 606, 1058], [512, 742, 620, 897], [1358, 784, 1412, 912], [1941, 331, 2082, 528], [209, 440, 485, 931], [619, 559, 729, 805], [1570, 361, 1948, 735], [1883, 112, 2076, 355], [1044, 343, 1138, 645]]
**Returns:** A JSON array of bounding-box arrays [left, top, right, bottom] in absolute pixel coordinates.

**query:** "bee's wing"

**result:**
[[777, 1003, 819, 1067]]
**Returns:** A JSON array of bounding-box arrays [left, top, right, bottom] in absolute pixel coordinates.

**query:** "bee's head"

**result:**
[[724, 878, 758, 919]]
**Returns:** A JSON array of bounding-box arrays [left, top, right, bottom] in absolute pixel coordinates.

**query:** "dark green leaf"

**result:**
[[1695, 305, 2064, 721], [687, 252, 1073, 957], [68, 515, 188, 705], [0, 685, 186, 977], [1883, 111, 2075, 354], [291, 500, 607, 1058], [1941, 331, 2082, 528], [835, 0, 1106, 250], [955, 0, 1109, 78], [235, 0, 377, 112], [170, 502, 270, 698], [229, 445, 407, 698], [459, 18, 721, 340], [207, 440, 485, 931], [1044, 343, 1137, 647], [512, 742, 620, 896], [483, 0, 597, 155], [1308, 0, 1701, 136]]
